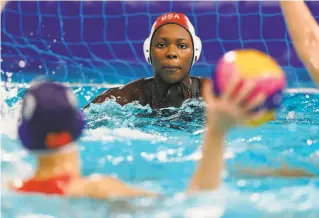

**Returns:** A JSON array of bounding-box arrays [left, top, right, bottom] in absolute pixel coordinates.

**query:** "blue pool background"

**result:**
[[1, 1, 319, 87]]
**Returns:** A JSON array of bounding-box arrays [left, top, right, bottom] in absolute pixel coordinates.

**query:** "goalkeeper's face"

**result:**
[[150, 24, 194, 84]]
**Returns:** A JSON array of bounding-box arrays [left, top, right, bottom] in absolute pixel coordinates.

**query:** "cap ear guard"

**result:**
[[192, 35, 202, 64], [143, 36, 152, 64]]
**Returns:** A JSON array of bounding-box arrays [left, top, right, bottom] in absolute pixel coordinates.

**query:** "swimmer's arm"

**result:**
[[95, 176, 157, 198], [187, 124, 224, 192], [236, 164, 316, 178], [83, 86, 136, 109], [280, 1, 319, 87], [65, 176, 157, 199], [187, 80, 226, 193]]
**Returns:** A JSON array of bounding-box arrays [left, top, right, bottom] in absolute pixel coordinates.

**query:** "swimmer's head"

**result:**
[[18, 81, 85, 153], [143, 13, 202, 84]]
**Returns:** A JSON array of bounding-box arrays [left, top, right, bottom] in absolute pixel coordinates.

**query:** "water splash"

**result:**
[[2, 84, 319, 217]]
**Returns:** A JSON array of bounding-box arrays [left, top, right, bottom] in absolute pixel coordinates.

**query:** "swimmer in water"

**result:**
[[85, 12, 210, 110], [11, 77, 267, 198], [280, 0, 319, 87]]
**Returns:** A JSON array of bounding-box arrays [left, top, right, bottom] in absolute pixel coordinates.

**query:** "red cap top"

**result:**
[[153, 13, 189, 31]]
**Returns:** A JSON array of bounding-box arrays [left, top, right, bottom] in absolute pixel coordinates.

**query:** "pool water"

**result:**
[[1, 82, 319, 218]]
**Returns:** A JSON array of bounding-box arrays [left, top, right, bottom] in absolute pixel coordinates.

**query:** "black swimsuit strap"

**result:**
[[147, 77, 201, 109], [190, 77, 200, 98]]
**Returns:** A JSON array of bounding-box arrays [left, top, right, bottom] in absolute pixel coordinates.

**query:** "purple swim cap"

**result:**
[[18, 81, 85, 152]]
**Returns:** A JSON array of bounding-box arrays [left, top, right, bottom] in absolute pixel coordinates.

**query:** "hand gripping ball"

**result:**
[[212, 49, 286, 127]]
